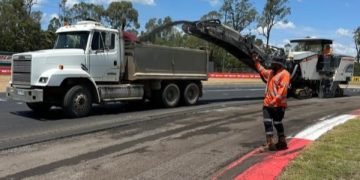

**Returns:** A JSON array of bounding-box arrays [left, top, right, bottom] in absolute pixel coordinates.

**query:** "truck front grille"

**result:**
[[12, 57, 31, 86]]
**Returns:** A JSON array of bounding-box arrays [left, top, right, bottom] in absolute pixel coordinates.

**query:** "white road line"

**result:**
[[295, 114, 356, 141], [0, 98, 7, 102]]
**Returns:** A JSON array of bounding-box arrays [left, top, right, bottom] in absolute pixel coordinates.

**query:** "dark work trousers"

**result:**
[[263, 106, 286, 136]]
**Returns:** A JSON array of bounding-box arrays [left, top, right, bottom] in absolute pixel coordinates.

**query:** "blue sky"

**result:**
[[34, 0, 360, 56]]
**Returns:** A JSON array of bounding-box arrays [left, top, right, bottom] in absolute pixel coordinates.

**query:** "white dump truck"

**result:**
[[6, 20, 208, 117]]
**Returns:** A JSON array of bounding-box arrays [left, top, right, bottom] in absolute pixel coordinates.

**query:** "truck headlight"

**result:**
[[39, 77, 48, 83]]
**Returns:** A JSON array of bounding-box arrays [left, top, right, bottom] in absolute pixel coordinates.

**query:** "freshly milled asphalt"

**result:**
[[0, 84, 265, 150], [0, 85, 360, 179]]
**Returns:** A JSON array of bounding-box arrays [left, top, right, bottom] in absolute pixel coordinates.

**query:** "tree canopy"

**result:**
[[106, 1, 140, 30], [354, 27, 360, 62], [220, 0, 257, 32], [257, 0, 291, 48]]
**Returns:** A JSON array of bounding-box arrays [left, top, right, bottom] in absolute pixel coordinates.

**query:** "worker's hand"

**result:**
[[268, 100, 276, 107], [252, 54, 260, 63]]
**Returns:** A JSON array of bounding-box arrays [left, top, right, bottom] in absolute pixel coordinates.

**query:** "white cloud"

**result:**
[[65, 0, 80, 7], [336, 28, 353, 37], [274, 21, 296, 30], [255, 26, 267, 35], [126, 0, 155, 5], [209, 0, 220, 7], [50, 13, 59, 19], [201, 0, 220, 7], [89, 0, 155, 6], [33, 0, 47, 9], [65, 0, 156, 7], [283, 39, 290, 44], [41, 13, 48, 24], [333, 43, 356, 56]]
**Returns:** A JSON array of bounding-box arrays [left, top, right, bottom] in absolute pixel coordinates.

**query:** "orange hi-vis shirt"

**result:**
[[255, 62, 291, 108]]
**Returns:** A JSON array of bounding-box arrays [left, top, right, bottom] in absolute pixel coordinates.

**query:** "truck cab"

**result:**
[[6, 20, 208, 118], [289, 39, 337, 74]]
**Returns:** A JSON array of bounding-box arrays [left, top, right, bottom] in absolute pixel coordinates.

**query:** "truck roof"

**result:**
[[290, 38, 333, 44], [56, 21, 118, 34]]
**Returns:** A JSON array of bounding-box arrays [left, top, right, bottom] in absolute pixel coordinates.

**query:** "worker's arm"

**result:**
[[252, 54, 272, 81], [269, 73, 290, 107]]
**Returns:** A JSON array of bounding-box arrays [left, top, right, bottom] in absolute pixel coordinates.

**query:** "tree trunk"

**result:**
[[266, 29, 271, 50]]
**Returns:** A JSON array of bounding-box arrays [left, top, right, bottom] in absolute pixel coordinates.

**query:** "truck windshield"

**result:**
[[54, 32, 89, 50], [290, 42, 322, 53]]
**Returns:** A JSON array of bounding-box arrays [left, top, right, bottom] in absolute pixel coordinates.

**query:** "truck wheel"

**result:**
[[26, 102, 52, 113], [182, 83, 200, 105], [63, 85, 92, 118], [161, 83, 180, 108], [335, 85, 344, 97]]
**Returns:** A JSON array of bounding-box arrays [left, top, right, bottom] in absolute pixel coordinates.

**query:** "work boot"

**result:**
[[261, 135, 277, 152], [276, 135, 288, 150]]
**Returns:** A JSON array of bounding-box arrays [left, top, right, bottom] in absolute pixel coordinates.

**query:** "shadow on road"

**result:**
[[10, 96, 263, 121]]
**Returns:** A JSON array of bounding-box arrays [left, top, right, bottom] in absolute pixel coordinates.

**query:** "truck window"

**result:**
[[103, 32, 116, 50], [91, 31, 104, 50], [110, 34, 115, 49], [54, 32, 89, 50]]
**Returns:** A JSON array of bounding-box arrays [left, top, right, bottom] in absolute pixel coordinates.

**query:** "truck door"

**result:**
[[104, 32, 120, 82], [89, 31, 108, 81]]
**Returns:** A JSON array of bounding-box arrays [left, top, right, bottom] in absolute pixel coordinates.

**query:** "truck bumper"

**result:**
[[6, 87, 44, 103]]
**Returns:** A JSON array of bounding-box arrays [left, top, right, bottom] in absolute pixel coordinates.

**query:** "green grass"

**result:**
[[280, 119, 360, 180]]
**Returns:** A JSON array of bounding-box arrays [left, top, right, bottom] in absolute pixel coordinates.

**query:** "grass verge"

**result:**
[[280, 118, 360, 179]]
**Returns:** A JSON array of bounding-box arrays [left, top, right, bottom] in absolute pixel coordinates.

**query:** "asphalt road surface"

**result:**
[[1, 85, 360, 179]]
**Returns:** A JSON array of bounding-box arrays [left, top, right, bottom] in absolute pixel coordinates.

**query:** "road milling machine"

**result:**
[[141, 19, 354, 98]]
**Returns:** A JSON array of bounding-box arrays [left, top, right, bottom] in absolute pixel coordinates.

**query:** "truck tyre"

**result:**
[[161, 83, 180, 108], [63, 85, 92, 118], [182, 83, 200, 106], [26, 102, 52, 113]]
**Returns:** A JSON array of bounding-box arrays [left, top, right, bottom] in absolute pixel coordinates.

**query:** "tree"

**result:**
[[48, 17, 61, 32], [0, 0, 43, 52], [106, 1, 140, 30], [144, 16, 174, 42], [24, 0, 37, 15], [201, 11, 222, 20], [145, 18, 158, 32], [257, 0, 291, 48], [59, 0, 71, 25], [354, 27, 360, 62], [69, 2, 105, 23], [220, 0, 257, 32]]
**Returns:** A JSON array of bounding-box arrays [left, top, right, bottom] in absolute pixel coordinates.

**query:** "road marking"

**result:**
[[234, 138, 312, 180], [294, 114, 356, 141], [0, 98, 7, 102], [213, 109, 360, 180]]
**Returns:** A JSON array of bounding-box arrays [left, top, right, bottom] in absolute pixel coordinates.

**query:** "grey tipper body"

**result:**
[[6, 20, 208, 118], [125, 44, 208, 81]]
